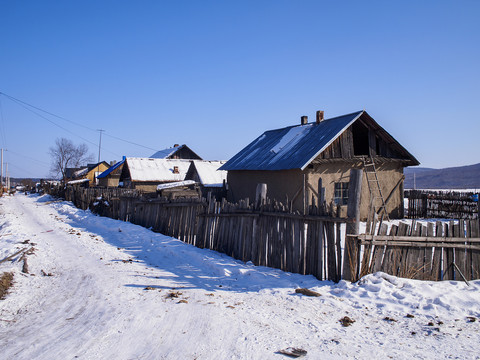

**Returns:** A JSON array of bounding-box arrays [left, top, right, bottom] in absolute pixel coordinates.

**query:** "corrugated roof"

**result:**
[[97, 158, 125, 179], [126, 158, 191, 182], [220, 111, 363, 171], [150, 147, 179, 159], [191, 160, 228, 187]]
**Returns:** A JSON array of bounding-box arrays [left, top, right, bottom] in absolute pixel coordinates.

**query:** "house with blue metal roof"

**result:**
[[150, 144, 202, 160], [220, 110, 419, 219], [97, 157, 126, 187]]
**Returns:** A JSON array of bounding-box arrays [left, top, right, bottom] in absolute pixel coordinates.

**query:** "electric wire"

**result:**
[[3, 95, 121, 159], [6, 150, 50, 166], [0, 91, 159, 152]]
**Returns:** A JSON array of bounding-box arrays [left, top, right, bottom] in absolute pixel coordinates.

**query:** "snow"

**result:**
[[1, 193, 480, 359], [270, 124, 312, 154], [126, 157, 191, 182], [73, 167, 89, 178], [67, 178, 90, 185], [191, 160, 227, 187], [156, 180, 196, 191]]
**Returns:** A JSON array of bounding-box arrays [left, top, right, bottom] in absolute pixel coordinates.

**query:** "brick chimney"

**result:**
[[316, 110, 324, 124], [300, 116, 308, 125]]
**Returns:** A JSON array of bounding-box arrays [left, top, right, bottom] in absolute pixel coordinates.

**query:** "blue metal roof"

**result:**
[[220, 111, 364, 171], [150, 147, 179, 159], [96, 158, 125, 179]]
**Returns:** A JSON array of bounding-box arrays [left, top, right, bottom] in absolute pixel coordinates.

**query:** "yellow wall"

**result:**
[[86, 163, 110, 187]]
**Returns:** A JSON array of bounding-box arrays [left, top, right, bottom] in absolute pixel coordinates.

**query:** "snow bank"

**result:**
[[0, 194, 479, 359]]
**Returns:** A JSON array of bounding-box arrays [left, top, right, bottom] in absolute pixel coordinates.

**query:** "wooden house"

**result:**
[[64, 167, 81, 183], [185, 160, 228, 199], [220, 110, 419, 219], [96, 158, 126, 188], [150, 144, 202, 160], [68, 161, 110, 187], [118, 157, 192, 192]]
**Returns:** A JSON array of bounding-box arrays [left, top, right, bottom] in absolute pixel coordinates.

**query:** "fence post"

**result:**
[[342, 168, 363, 282], [255, 183, 267, 207]]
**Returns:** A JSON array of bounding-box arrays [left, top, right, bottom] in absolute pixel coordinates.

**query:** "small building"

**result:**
[[185, 160, 228, 199], [64, 167, 81, 183], [220, 110, 419, 219], [118, 157, 192, 192], [68, 162, 110, 187], [96, 158, 126, 188], [150, 144, 202, 160]]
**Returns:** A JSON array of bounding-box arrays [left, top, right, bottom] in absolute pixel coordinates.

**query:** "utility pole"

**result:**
[[97, 129, 105, 163], [0, 148, 3, 189], [6, 163, 9, 190]]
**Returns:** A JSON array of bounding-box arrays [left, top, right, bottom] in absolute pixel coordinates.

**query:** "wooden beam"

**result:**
[[343, 168, 363, 281]]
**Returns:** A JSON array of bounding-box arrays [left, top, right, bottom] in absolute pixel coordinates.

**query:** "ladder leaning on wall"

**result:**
[[363, 156, 389, 221]]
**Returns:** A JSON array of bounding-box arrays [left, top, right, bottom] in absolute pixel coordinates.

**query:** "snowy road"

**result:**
[[1, 194, 480, 359]]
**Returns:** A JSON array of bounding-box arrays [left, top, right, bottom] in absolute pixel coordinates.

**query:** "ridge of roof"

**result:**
[[220, 111, 364, 171]]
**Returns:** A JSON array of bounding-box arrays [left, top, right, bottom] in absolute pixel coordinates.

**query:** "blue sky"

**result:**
[[0, 1, 479, 178]]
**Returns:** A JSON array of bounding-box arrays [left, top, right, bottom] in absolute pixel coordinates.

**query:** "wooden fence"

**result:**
[[45, 184, 351, 282], [405, 190, 479, 219], [352, 219, 480, 281], [45, 181, 480, 283]]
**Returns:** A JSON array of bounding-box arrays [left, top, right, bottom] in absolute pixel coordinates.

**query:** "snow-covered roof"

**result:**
[[67, 178, 90, 185], [190, 160, 228, 187], [126, 158, 191, 182], [73, 167, 88, 178], [156, 180, 196, 191]]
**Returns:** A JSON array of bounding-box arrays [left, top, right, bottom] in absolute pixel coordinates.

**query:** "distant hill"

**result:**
[[404, 163, 480, 189]]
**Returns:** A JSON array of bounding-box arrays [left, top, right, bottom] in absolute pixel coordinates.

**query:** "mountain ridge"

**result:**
[[404, 163, 480, 189]]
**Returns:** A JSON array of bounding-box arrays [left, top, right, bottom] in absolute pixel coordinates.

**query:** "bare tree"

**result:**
[[49, 138, 94, 181]]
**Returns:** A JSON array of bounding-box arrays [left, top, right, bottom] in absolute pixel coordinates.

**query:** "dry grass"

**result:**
[[0, 272, 14, 300]]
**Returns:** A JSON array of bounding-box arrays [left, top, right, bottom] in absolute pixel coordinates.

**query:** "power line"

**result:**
[[0, 91, 96, 132], [0, 91, 159, 153], [6, 149, 50, 166], [1, 93, 122, 159]]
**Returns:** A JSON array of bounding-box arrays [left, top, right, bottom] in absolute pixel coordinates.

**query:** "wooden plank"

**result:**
[[465, 220, 473, 280], [396, 222, 410, 277], [423, 223, 434, 280], [443, 221, 455, 280], [326, 222, 336, 281], [335, 223, 342, 282], [455, 220, 467, 281], [370, 223, 388, 273], [381, 224, 398, 275], [471, 219, 480, 279], [355, 235, 480, 243], [343, 168, 363, 282], [315, 221, 324, 280], [403, 222, 423, 279]]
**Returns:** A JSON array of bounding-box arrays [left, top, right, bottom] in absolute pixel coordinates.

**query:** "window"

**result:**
[[334, 182, 349, 205]]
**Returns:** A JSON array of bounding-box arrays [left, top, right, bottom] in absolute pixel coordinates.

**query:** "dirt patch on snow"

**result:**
[[0, 272, 14, 300]]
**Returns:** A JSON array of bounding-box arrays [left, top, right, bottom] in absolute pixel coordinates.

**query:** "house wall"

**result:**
[[227, 169, 304, 209], [227, 161, 405, 219], [86, 163, 110, 186], [98, 175, 120, 188], [307, 161, 404, 219], [130, 182, 160, 192]]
